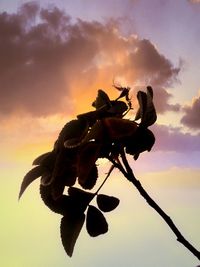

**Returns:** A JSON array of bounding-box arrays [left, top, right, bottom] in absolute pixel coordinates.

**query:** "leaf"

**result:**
[[77, 142, 100, 188], [86, 205, 108, 237], [125, 128, 155, 160], [60, 213, 85, 257], [32, 152, 52, 165], [92, 89, 111, 109], [134, 91, 147, 122], [57, 119, 88, 148], [143, 86, 157, 127], [68, 187, 94, 213], [40, 172, 52, 186], [134, 87, 157, 127], [108, 100, 128, 116], [103, 117, 138, 140], [78, 164, 98, 190], [96, 194, 120, 212], [40, 184, 71, 215], [83, 121, 105, 143], [18, 165, 46, 199], [51, 150, 77, 199]]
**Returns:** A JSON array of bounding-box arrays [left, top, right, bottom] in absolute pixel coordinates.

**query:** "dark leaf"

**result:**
[[32, 152, 52, 165], [40, 172, 52, 186], [135, 87, 157, 127], [135, 91, 147, 122], [18, 165, 46, 199], [57, 119, 88, 149], [125, 128, 155, 159], [143, 86, 157, 127], [51, 150, 77, 199], [78, 142, 100, 187], [78, 164, 98, 190], [147, 86, 153, 98], [83, 121, 105, 143], [77, 110, 100, 127], [40, 184, 71, 215], [103, 117, 138, 140], [97, 194, 120, 212], [92, 89, 111, 109], [86, 205, 108, 237], [64, 137, 83, 148], [60, 213, 85, 257], [68, 187, 94, 213], [108, 101, 128, 116]]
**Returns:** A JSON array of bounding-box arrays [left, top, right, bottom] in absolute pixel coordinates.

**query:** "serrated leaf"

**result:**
[[57, 119, 88, 148], [78, 164, 98, 190], [97, 194, 120, 212], [64, 137, 83, 148], [40, 184, 71, 215], [19, 166, 46, 199], [86, 205, 108, 237], [51, 150, 77, 199], [60, 213, 85, 257], [77, 143, 100, 188]]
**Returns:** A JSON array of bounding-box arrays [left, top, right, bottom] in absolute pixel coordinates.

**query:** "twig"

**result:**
[[95, 164, 115, 195], [111, 150, 200, 261]]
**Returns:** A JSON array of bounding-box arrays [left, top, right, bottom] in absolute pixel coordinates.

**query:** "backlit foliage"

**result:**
[[19, 86, 156, 257]]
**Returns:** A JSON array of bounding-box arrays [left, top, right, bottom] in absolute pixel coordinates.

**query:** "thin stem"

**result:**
[[95, 164, 115, 196], [113, 150, 200, 261]]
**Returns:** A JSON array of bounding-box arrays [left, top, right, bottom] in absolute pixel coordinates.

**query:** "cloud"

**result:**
[[0, 2, 180, 117], [152, 124, 200, 152], [131, 124, 200, 172], [181, 93, 200, 129], [188, 0, 200, 3]]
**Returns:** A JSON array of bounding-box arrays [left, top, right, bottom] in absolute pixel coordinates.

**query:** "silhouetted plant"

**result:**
[[19, 86, 200, 261]]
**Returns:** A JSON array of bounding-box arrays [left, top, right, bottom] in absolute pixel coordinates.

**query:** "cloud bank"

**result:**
[[0, 2, 180, 116], [152, 124, 200, 152], [181, 93, 200, 129]]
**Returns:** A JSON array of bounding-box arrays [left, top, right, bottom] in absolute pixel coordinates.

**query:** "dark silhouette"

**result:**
[[19, 86, 200, 261]]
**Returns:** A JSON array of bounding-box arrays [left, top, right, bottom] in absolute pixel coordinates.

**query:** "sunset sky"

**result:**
[[0, 1, 200, 266]]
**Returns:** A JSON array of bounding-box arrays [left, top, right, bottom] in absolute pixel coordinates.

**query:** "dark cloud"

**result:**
[[0, 2, 180, 116], [181, 94, 200, 129], [152, 124, 200, 152]]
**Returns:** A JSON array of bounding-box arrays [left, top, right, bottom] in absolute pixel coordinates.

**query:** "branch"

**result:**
[[113, 150, 200, 261]]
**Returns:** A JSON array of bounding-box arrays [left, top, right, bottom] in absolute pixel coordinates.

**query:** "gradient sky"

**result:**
[[0, 1, 200, 267]]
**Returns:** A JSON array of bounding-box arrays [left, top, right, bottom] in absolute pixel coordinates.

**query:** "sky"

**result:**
[[0, 0, 200, 266]]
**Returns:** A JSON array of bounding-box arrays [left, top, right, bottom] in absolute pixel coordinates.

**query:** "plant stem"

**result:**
[[95, 164, 115, 195], [112, 150, 200, 261]]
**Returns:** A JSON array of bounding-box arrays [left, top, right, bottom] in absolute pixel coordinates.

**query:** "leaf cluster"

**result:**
[[19, 86, 157, 256]]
